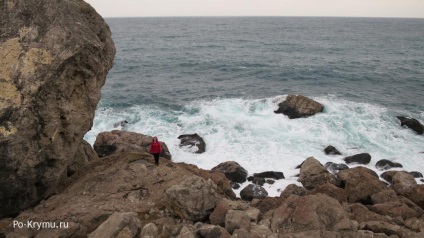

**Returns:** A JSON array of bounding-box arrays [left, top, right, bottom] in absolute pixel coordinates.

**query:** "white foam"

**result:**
[[85, 95, 424, 196]]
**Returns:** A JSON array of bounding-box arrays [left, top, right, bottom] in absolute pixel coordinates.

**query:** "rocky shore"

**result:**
[[1, 1, 424, 237]]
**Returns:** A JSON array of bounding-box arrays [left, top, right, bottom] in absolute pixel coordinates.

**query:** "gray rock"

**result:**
[[344, 153, 371, 165], [211, 161, 248, 183], [324, 145, 342, 155], [0, 0, 115, 218], [375, 159, 403, 171], [397, 116, 424, 135]]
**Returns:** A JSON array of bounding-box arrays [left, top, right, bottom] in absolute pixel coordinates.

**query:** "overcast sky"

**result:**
[[85, 0, 424, 18]]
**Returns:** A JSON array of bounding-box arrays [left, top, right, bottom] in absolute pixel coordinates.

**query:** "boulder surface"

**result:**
[[0, 0, 115, 218], [274, 95, 324, 119]]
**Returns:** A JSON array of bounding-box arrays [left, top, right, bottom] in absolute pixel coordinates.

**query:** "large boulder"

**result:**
[[270, 194, 357, 234], [165, 176, 219, 222], [274, 95, 324, 119], [338, 167, 387, 204], [88, 212, 141, 238], [0, 0, 115, 218], [93, 130, 172, 160], [178, 133, 206, 154], [211, 161, 248, 183], [397, 116, 424, 135], [298, 157, 341, 189]]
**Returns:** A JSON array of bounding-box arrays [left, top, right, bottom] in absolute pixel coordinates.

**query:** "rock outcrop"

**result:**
[[397, 116, 424, 135], [178, 133, 206, 154], [93, 130, 172, 160], [274, 95, 324, 119], [0, 0, 115, 218]]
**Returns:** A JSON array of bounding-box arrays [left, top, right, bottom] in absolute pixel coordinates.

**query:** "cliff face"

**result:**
[[0, 0, 115, 218]]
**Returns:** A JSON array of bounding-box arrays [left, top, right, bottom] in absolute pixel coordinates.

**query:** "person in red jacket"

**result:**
[[149, 136, 162, 166]]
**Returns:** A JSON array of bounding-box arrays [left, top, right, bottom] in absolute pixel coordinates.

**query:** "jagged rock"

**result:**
[[369, 201, 421, 221], [405, 185, 424, 209], [253, 171, 285, 180], [338, 166, 386, 204], [380, 171, 398, 184], [298, 157, 341, 189], [274, 95, 324, 119], [178, 133, 206, 154], [324, 162, 349, 174], [375, 159, 403, 171], [397, 116, 424, 135], [67, 140, 99, 177], [232, 228, 250, 238], [324, 145, 342, 155], [93, 130, 172, 159], [405, 217, 424, 232], [250, 223, 276, 238], [177, 226, 196, 238], [346, 203, 394, 225], [210, 199, 230, 227], [0, 0, 115, 218], [344, 153, 371, 165], [225, 210, 251, 234], [1, 151, 227, 237], [240, 184, 268, 201], [246, 208, 261, 223], [271, 194, 356, 234], [165, 175, 219, 222], [88, 212, 141, 238], [279, 184, 307, 198], [211, 161, 248, 183]]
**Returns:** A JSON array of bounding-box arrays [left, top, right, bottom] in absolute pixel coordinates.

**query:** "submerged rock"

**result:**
[[0, 0, 115, 218], [344, 153, 371, 165], [397, 116, 424, 135], [375, 159, 403, 171], [253, 171, 285, 180], [274, 95, 324, 119], [324, 162, 349, 174], [324, 145, 342, 155], [178, 133, 206, 154]]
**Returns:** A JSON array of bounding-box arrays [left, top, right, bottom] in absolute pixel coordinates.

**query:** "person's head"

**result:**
[[152, 136, 158, 143]]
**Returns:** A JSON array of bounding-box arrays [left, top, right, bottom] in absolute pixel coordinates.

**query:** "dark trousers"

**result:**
[[153, 153, 160, 165]]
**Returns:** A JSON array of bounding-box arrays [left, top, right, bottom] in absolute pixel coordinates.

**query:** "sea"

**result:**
[[84, 17, 424, 196]]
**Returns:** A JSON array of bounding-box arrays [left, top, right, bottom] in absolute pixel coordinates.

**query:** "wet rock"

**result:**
[[230, 181, 241, 190], [409, 171, 423, 178], [324, 145, 342, 155], [325, 162, 349, 174], [0, 0, 115, 218], [298, 157, 341, 189], [274, 95, 324, 119], [178, 133, 206, 154], [344, 153, 371, 165], [165, 175, 219, 222], [253, 171, 285, 180], [252, 177, 265, 186], [94, 130, 172, 159], [211, 161, 248, 183], [240, 184, 268, 201], [375, 159, 403, 171], [397, 116, 424, 135], [380, 171, 398, 184], [338, 166, 386, 204], [88, 212, 141, 238]]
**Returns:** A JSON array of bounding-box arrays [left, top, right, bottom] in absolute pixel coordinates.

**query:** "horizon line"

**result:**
[[103, 15, 424, 20]]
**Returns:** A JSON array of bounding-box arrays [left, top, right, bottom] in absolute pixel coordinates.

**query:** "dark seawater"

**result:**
[[86, 17, 424, 196]]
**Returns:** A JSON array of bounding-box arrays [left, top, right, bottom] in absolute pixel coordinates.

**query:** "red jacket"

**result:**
[[149, 137, 162, 154]]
